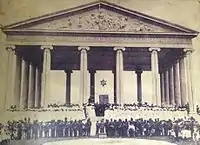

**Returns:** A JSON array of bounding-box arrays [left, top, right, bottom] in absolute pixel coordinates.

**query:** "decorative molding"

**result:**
[[183, 48, 194, 53], [6, 44, 15, 50], [8, 35, 191, 44], [78, 46, 90, 51], [89, 69, 96, 74], [114, 47, 125, 51], [149, 47, 161, 52], [64, 70, 73, 73], [6, 35, 193, 48], [40, 45, 53, 50]]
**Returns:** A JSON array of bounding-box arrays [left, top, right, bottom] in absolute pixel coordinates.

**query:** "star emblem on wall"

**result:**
[[100, 79, 107, 87]]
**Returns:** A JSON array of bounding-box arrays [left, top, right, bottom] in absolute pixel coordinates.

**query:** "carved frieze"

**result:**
[[29, 8, 177, 33]]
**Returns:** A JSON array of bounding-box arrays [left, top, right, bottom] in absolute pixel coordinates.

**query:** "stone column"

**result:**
[[15, 53, 22, 109], [28, 63, 35, 108], [34, 67, 40, 108], [160, 72, 165, 106], [149, 48, 161, 106], [5, 45, 16, 110], [38, 69, 42, 107], [184, 49, 195, 112], [164, 69, 170, 106], [65, 70, 72, 105], [135, 68, 143, 103], [179, 57, 187, 106], [112, 70, 117, 104], [114, 47, 125, 105], [174, 60, 182, 106], [169, 65, 175, 106], [5, 46, 22, 109], [78, 46, 89, 105], [89, 70, 96, 103], [41, 45, 53, 108], [10, 48, 18, 108], [20, 59, 29, 109]]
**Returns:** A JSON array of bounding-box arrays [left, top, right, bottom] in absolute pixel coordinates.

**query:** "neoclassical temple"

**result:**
[[2, 1, 198, 111]]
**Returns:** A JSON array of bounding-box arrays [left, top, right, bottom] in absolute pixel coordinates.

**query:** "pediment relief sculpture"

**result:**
[[28, 9, 174, 33]]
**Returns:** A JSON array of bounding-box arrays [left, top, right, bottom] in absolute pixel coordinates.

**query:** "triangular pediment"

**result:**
[[3, 1, 198, 34]]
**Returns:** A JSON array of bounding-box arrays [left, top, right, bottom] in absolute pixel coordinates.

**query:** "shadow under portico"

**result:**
[[14, 45, 184, 108]]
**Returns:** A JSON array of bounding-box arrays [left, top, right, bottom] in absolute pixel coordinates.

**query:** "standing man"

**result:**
[[85, 118, 92, 137], [96, 121, 100, 136], [32, 120, 39, 140], [17, 121, 23, 140], [117, 119, 122, 137], [73, 120, 78, 137], [64, 118, 69, 137], [105, 119, 110, 137], [26, 119, 32, 140], [173, 122, 180, 141]]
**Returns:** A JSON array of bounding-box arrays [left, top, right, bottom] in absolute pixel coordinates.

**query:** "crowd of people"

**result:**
[[95, 117, 199, 140], [1, 116, 199, 141], [0, 117, 92, 141], [90, 102, 189, 118], [47, 103, 80, 108], [7, 102, 190, 113], [91, 102, 189, 111], [2, 102, 200, 145], [7, 104, 82, 112]]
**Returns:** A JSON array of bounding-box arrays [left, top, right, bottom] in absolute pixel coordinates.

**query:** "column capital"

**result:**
[[114, 47, 125, 51], [174, 58, 180, 64], [64, 70, 73, 74], [78, 46, 90, 51], [149, 47, 161, 52], [135, 66, 143, 74], [6, 44, 15, 51], [28, 62, 33, 67], [89, 69, 96, 74], [135, 70, 143, 74], [184, 48, 194, 54], [41, 45, 53, 50]]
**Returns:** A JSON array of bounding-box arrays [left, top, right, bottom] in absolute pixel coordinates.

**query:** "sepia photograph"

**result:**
[[0, 0, 200, 144]]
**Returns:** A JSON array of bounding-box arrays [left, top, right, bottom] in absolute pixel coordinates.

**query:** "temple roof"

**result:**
[[2, 0, 198, 36]]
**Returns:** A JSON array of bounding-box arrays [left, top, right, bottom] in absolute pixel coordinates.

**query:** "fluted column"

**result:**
[[112, 70, 117, 104], [34, 67, 40, 108], [114, 47, 125, 104], [5, 45, 15, 109], [41, 45, 53, 108], [89, 70, 96, 103], [65, 70, 72, 105], [20, 59, 29, 109], [28, 63, 35, 108], [160, 72, 165, 106], [15, 54, 22, 109], [184, 49, 194, 112], [174, 60, 181, 106], [164, 69, 170, 106], [78, 46, 89, 105], [10, 48, 18, 108], [135, 68, 143, 103], [149, 48, 161, 106], [179, 57, 187, 106], [169, 65, 175, 106], [38, 69, 42, 107]]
